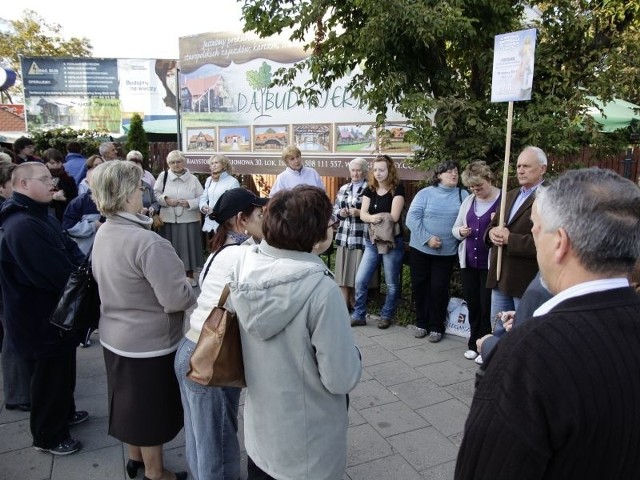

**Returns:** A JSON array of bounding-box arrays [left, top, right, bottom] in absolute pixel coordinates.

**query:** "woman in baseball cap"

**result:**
[[176, 187, 267, 480]]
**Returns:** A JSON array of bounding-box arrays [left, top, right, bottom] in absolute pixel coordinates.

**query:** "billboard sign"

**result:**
[[20, 57, 178, 134], [178, 31, 422, 179]]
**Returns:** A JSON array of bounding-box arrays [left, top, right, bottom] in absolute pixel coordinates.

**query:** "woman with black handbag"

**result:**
[[91, 160, 196, 480]]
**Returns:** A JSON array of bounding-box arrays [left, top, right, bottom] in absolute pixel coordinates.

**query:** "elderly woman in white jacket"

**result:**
[[452, 161, 500, 363], [154, 150, 204, 286], [198, 154, 239, 237], [228, 185, 362, 480]]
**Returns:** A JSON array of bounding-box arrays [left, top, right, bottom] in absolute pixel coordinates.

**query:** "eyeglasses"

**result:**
[[137, 183, 145, 191], [469, 183, 486, 191], [329, 214, 340, 228], [25, 176, 59, 186], [168, 160, 183, 165]]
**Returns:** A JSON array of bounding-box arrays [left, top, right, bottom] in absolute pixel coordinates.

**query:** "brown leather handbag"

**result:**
[[186, 284, 246, 388]]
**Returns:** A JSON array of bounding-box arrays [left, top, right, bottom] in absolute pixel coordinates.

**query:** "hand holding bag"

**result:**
[[187, 284, 246, 388], [50, 248, 101, 332]]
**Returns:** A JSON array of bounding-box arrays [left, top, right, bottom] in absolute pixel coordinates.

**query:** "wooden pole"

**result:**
[[496, 101, 514, 282]]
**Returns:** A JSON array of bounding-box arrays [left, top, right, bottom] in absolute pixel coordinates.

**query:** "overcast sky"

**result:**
[[2, 0, 245, 59]]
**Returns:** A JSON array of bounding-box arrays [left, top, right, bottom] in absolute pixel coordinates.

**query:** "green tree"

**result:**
[[241, 0, 639, 169], [0, 9, 92, 101], [125, 113, 150, 165]]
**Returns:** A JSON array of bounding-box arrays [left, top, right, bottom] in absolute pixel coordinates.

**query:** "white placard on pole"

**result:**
[[491, 28, 537, 103], [490, 28, 537, 281]]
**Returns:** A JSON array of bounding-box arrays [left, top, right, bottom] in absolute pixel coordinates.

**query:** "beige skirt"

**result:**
[[335, 247, 379, 288]]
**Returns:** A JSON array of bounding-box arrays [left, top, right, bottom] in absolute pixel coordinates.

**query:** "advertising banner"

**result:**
[[178, 31, 421, 179], [20, 57, 178, 134]]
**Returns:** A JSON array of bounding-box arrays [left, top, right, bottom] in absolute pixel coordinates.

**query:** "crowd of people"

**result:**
[[1, 139, 639, 479]]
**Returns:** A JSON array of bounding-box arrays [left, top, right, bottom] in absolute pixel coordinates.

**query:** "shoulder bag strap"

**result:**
[[200, 243, 234, 283], [217, 284, 231, 308], [161, 169, 169, 193]]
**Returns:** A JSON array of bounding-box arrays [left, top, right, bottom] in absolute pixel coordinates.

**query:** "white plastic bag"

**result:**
[[444, 297, 470, 338]]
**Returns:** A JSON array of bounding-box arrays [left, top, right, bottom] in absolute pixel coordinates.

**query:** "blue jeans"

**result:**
[[174, 338, 241, 480], [490, 288, 521, 327], [353, 236, 404, 321]]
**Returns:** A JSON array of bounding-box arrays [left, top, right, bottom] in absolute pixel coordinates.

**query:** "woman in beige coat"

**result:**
[[154, 150, 204, 286]]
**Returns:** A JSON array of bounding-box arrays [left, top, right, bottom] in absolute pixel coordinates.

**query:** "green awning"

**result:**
[[586, 96, 640, 133]]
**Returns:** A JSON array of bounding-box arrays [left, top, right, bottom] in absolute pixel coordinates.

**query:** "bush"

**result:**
[[30, 127, 103, 157]]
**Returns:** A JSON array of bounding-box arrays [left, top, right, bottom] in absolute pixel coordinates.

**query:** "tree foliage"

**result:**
[[241, 0, 640, 169], [0, 10, 92, 101], [125, 113, 150, 164]]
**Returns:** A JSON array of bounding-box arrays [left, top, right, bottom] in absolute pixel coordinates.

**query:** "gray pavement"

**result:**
[[0, 320, 478, 480]]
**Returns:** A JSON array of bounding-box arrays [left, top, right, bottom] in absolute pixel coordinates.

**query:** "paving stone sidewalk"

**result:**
[[0, 322, 477, 480]]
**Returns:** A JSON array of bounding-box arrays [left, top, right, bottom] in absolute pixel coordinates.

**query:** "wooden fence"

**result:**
[[548, 146, 639, 183]]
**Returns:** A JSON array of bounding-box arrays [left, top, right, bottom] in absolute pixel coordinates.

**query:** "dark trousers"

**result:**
[[461, 268, 492, 351], [247, 456, 277, 480], [1, 316, 33, 405], [409, 248, 456, 333], [28, 349, 75, 448]]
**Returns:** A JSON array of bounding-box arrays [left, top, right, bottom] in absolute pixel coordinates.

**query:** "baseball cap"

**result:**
[[211, 188, 268, 224]]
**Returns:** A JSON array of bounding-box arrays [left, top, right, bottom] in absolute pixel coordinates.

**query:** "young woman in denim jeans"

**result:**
[[350, 155, 405, 329], [175, 188, 266, 480]]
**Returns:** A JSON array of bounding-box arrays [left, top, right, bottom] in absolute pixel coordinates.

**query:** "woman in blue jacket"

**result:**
[[406, 161, 468, 342]]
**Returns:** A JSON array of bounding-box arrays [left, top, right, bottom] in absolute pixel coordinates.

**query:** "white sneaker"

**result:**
[[474, 355, 483, 365], [463, 350, 478, 360]]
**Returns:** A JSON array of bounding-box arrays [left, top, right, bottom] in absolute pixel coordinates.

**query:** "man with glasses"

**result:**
[[0, 162, 88, 455]]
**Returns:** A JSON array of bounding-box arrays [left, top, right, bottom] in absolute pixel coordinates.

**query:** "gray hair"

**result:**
[[126, 150, 143, 161], [523, 146, 548, 166], [99, 142, 115, 157], [91, 160, 142, 216], [349, 157, 368, 173], [166, 150, 186, 165], [535, 168, 640, 275], [0, 152, 12, 164]]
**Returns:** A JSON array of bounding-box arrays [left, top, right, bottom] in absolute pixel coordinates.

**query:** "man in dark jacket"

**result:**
[[485, 146, 546, 320], [456, 168, 640, 479], [0, 162, 87, 455]]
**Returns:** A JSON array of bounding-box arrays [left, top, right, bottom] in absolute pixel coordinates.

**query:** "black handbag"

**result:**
[[50, 248, 101, 331]]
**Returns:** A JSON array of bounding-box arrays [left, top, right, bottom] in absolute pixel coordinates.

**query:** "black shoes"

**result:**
[[34, 437, 82, 455], [68, 410, 89, 426], [142, 472, 187, 480], [350, 317, 366, 327], [5, 403, 31, 412], [126, 459, 145, 478], [377, 318, 392, 329]]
